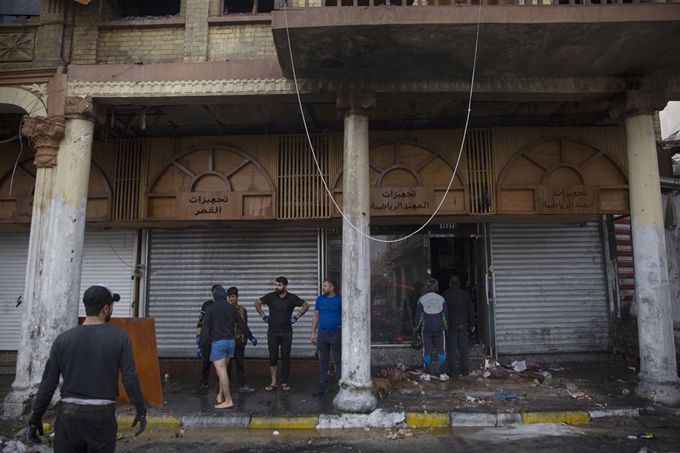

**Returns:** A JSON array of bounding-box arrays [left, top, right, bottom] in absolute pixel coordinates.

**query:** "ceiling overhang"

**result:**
[[271, 5, 680, 80]]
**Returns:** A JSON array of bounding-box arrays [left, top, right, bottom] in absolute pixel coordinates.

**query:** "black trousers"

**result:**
[[54, 403, 117, 453], [200, 342, 212, 386], [268, 331, 293, 384], [227, 342, 246, 387]]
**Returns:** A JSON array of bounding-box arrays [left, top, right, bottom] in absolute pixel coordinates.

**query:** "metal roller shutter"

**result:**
[[78, 230, 136, 319], [0, 234, 29, 350], [0, 231, 136, 350], [147, 228, 320, 358], [490, 223, 609, 355]]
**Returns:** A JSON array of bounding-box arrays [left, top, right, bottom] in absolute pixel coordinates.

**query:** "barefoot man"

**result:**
[[199, 285, 257, 409]]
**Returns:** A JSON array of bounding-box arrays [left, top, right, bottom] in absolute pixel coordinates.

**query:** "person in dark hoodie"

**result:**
[[414, 278, 449, 381], [199, 285, 257, 409]]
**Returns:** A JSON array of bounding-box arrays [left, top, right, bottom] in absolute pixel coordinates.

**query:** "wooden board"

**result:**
[[107, 318, 164, 408]]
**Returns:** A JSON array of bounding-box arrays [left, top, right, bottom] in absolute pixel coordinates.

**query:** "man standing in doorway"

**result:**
[[226, 286, 255, 393], [414, 278, 449, 381], [443, 275, 475, 378], [200, 285, 257, 409], [26, 285, 146, 451], [254, 276, 310, 392], [310, 278, 342, 395], [196, 285, 219, 391]]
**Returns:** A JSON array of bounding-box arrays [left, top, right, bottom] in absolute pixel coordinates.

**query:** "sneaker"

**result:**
[[439, 373, 450, 381], [420, 373, 431, 382], [312, 382, 329, 396], [238, 385, 255, 393]]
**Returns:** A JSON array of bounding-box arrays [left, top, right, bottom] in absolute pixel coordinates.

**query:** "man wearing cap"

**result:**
[[199, 285, 257, 409], [26, 285, 146, 451], [414, 278, 449, 381], [225, 287, 255, 393], [443, 275, 476, 378]]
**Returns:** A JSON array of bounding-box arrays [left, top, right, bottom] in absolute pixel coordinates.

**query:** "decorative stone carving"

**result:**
[[0, 33, 34, 62], [21, 116, 66, 168], [610, 90, 668, 119], [64, 96, 106, 124], [336, 91, 376, 118], [20, 84, 48, 114]]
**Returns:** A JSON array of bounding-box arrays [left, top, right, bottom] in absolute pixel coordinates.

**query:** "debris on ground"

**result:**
[[566, 390, 591, 400], [627, 432, 654, 440], [372, 377, 395, 398], [384, 428, 414, 440], [495, 392, 517, 402]]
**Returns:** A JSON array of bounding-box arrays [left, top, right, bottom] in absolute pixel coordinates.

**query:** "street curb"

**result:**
[[522, 410, 590, 425], [250, 416, 318, 429], [117, 414, 182, 428], [405, 412, 450, 428], [177, 407, 644, 430]]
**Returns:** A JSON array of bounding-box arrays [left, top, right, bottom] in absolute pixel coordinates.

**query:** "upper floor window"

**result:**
[[105, 0, 181, 20], [221, 0, 274, 15], [0, 0, 40, 25]]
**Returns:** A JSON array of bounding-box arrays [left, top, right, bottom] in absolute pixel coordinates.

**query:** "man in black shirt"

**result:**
[[196, 285, 219, 390], [443, 276, 476, 377], [200, 285, 257, 409], [254, 276, 309, 392], [27, 285, 146, 451]]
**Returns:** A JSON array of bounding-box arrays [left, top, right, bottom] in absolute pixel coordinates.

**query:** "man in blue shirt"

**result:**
[[310, 278, 342, 395]]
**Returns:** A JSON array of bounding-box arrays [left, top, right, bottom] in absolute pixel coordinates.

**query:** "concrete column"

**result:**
[[613, 90, 680, 406], [334, 92, 378, 413], [4, 96, 103, 417]]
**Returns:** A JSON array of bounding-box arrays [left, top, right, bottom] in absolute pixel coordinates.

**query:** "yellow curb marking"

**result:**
[[522, 411, 590, 425], [405, 412, 450, 428], [250, 416, 319, 429], [117, 415, 181, 428]]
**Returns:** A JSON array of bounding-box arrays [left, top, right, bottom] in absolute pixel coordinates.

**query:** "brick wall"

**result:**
[[208, 24, 276, 61], [70, 0, 103, 65], [97, 27, 185, 64]]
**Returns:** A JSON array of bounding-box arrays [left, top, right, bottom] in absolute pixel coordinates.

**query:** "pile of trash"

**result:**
[[0, 438, 53, 453], [474, 358, 553, 382]]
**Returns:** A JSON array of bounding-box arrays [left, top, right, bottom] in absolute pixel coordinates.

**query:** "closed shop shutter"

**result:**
[[0, 234, 29, 351], [147, 229, 319, 358], [78, 231, 136, 319], [0, 231, 136, 350], [490, 223, 609, 355]]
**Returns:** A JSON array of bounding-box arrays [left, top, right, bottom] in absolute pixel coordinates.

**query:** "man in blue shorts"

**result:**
[[199, 285, 257, 409], [310, 278, 342, 395]]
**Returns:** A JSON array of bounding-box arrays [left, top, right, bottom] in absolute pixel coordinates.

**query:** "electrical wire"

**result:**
[[8, 117, 26, 198], [282, 1, 484, 244]]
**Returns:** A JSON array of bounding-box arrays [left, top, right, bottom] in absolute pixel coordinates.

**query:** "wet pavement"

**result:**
[[140, 360, 651, 419]]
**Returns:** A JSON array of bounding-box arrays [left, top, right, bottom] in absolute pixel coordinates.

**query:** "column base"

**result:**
[[3, 388, 35, 419], [334, 382, 377, 413], [636, 373, 680, 406]]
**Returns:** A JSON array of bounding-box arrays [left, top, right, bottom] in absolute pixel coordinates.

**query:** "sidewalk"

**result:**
[[116, 360, 658, 429]]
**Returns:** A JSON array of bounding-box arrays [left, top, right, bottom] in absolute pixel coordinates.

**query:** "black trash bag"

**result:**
[[411, 331, 423, 350]]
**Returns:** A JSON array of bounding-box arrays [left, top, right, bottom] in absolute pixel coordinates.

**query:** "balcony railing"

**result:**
[[276, 0, 679, 8]]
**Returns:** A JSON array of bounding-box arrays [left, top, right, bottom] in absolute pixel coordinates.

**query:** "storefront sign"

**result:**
[[370, 187, 434, 216], [177, 192, 235, 220], [536, 185, 599, 214]]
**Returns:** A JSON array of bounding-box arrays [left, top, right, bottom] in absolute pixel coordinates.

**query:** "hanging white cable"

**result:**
[[283, 1, 483, 244], [8, 117, 26, 198]]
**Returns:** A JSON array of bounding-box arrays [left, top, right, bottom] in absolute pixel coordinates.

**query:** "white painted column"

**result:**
[[616, 90, 680, 406], [4, 97, 102, 417], [334, 92, 378, 413]]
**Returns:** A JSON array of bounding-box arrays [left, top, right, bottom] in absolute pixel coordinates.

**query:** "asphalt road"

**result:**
[[112, 411, 680, 453]]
